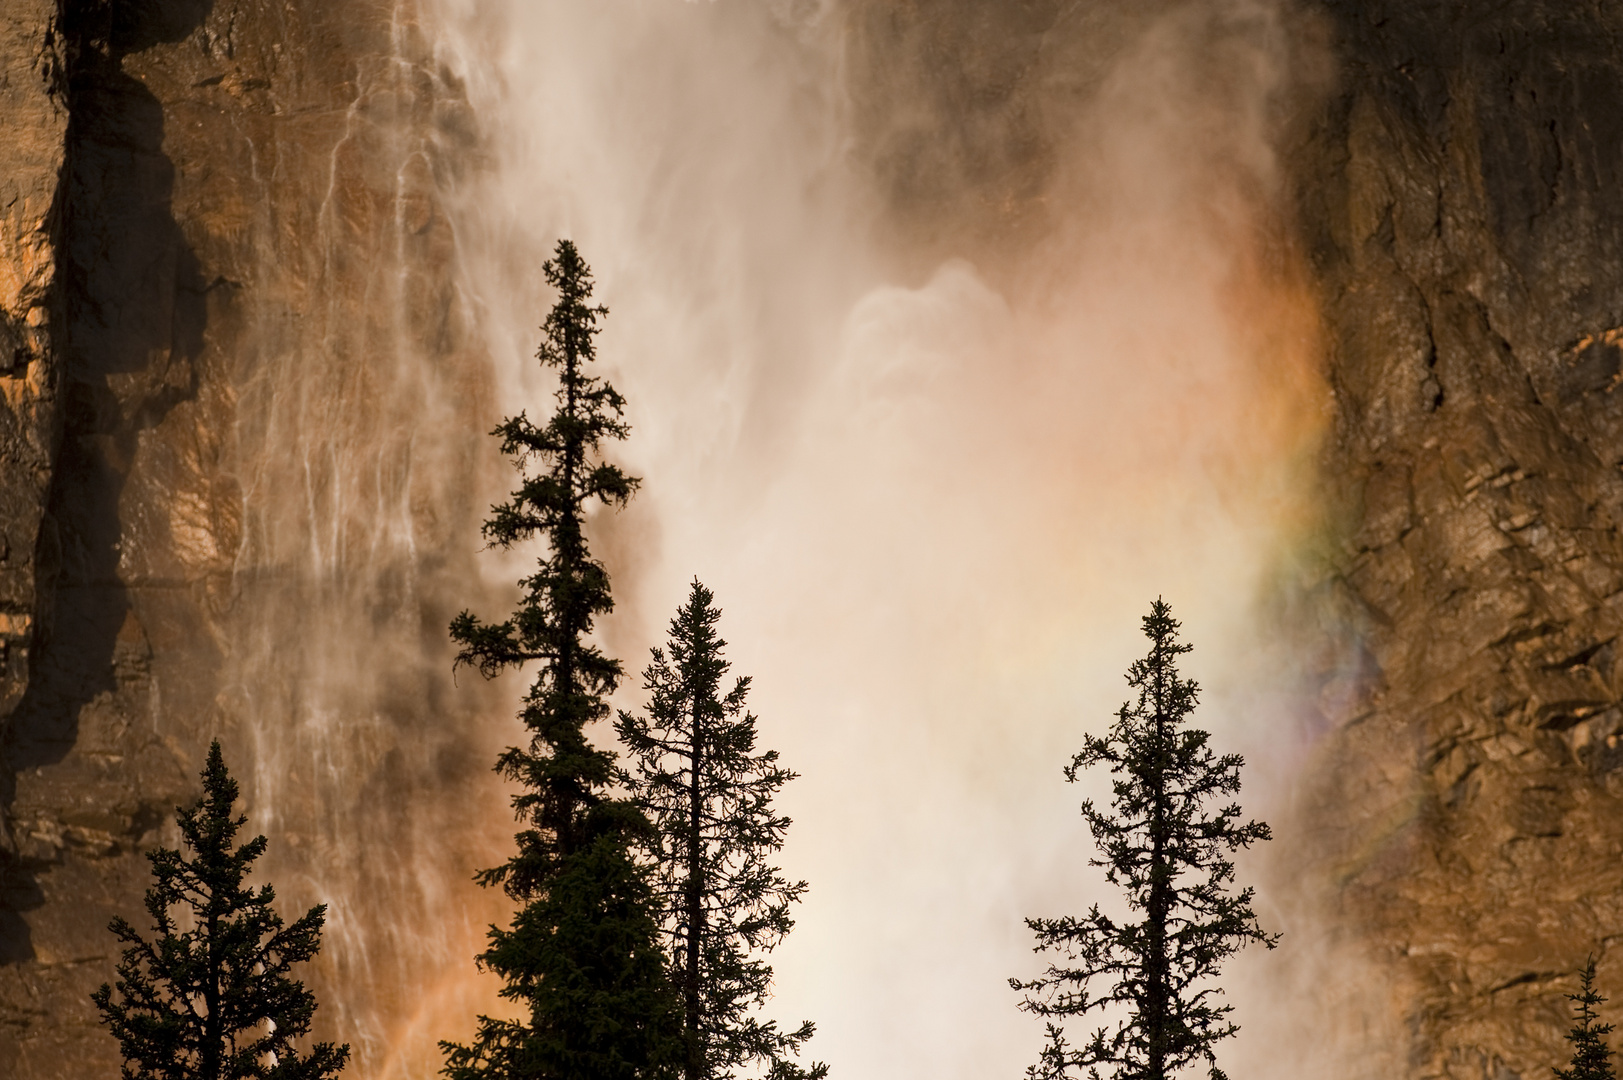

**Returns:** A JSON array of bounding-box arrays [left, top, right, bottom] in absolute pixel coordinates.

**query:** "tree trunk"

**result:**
[[686, 693, 706, 1080], [203, 905, 221, 1080], [1146, 633, 1172, 1080]]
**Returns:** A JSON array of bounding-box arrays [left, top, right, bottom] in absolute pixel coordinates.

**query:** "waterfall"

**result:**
[[217, 3, 515, 1074], [421, 2, 1336, 1078], [13, 1, 1610, 1077]]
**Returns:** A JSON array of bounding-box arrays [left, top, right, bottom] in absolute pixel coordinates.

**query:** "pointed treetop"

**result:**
[[1013, 598, 1274, 1080], [1556, 956, 1618, 1080], [93, 739, 348, 1080], [617, 579, 824, 1080], [539, 238, 607, 369]]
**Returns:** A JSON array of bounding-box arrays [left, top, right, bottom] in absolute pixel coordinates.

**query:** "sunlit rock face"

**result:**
[[0, 0, 66, 766], [1294, 2, 1623, 1077], [3, 0, 1623, 1078], [0, 2, 511, 1077]]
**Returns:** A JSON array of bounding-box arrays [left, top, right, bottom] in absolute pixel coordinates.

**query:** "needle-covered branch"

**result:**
[[618, 581, 826, 1080], [92, 741, 349, 1080], [1012, 600, 1276, 1080], [1556, 958, 1618, 1080], [442, 240, 680, 1080]]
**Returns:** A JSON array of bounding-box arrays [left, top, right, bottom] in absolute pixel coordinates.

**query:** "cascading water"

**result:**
[[419, 2, 1347, 1079], [214, 4, 516, 1074], [14, 3, 1620, 1078], [0, 1, 1364, 1077]]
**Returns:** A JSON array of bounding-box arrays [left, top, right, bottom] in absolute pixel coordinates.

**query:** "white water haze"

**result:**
[[230, 0, 1386, 1076], [408, 0, 1353, 1078]]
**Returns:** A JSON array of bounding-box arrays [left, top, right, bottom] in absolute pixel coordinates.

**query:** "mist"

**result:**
[[422, 1, 1335, 1077]]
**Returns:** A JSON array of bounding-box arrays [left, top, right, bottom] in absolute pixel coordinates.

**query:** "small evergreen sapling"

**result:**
[[441, 240, 682, 1080], [1556, 957, 1617, 1080], [617, 581, 826, 1080], [1011, 599, 1276, 1080], [91, 740, 349, 1080]]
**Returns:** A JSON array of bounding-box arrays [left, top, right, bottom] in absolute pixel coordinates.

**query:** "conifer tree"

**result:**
[[91, 740, 349, 1080], [1011, 599, 1276, 1080], [1556, 957, 1617, 1080], [441, 239, 681, 1080], [617, 581, 825, 1080]]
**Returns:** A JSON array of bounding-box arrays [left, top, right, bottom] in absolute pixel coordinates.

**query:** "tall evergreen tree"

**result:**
[[1556, 957, 1617, 1080], [1011, 599, 1276, 1080], [441, 239, 681, 1080], [617, 581, 826, 1080], [91, 741, 349, 1080]]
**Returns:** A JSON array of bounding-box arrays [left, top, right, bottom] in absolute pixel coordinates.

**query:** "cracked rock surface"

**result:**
[[1294, 2, 1623, 1077], [3, 1, 1623, 1078], [0, 2, 500, 1076]]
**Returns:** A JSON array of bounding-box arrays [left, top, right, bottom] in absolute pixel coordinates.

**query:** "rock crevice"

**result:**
[[1295, 3, 1623, 1077]]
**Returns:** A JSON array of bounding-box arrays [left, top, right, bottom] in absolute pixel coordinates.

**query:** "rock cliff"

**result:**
[[0, 2, 510, 1076], [0, 0, 66, 839], [1295, 2, 1623, 1077], [6, 1, 1623, 1078]]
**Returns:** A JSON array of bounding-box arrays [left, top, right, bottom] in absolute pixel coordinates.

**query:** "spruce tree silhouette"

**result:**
[[91, 741, 349, 1080], [1011, 600, 1276, 1080], [618, 581, 826, 1080], [1556, 958, 1617, 1080], [441, 240, 681, 1080]]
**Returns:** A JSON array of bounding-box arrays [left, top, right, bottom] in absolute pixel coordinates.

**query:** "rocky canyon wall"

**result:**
[[1294, 2, 1623, 1078], [4, 1, 1623, 1079], [0, 2, 512, 1076]]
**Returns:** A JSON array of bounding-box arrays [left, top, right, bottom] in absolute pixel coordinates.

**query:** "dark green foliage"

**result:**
[[91, 741, 349, 1080], [1011, 600, 1276, 1080], [441, 817, 681, 1080], [449, 238, 639, 877], [442, 240, 681, 1080], [617, 582, 825, 1080], [1556, 958, 1617, 1080]]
